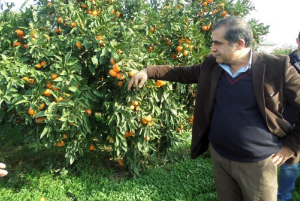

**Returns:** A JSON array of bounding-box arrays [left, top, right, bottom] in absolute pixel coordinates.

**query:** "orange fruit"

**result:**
[[110, 58, 115, 64], [202, 25, 208, 31], [221, 11, 227, 18], [111, 9, 115, 14], [63, 134, 67, 139], [37, 117, 46, 123], [131, 101, 138, 106], [150, 27, 155, 33], [22, 76, 30, 83], [47, 2, 52, 6], [23, 44, 28, 49], [13, 42, 22, 47], [116, 11, 120, 18], [183, 50, 189, 56], [69, 122, 73, 126], [15, 29, 24, 36], [86, 109, 92, 115], [28, 108, 35, 115], [148, 121, 153, 127], [57, 17, 63, 23], [56, 97, 64, 102], [35, 64, 42, 69], [28, 79, 34, 84], [42, 89, 51, 96], [55, 28, 62, 34], [176, 46, 183, 52], [185, 38, 191, 43], [89, 144, 95, 150], [155, 80, 166, 87], [109, 137, 114, 142], [118, 159, 124, 167], [40, 61, 46, 67], [141, 118, 148, 124], [109, 69, 117, 77], [38, 102, 45, 110], [145, 136, 150, 141], [202, 2, 207, 6], [116, 73, 125, 80], [46, 81, 52, 88], [112, 64, 120, 72], [57, 141, 64, 147], [51, 73, 58, 80], [128, 71, 135, 77], [96, 35, 102, 40], [71, 22, 77, 27], [80, 4, 87, 8], [117, 81, 123, 87], [75, 41, 82, 49], [91, 10, 98, 17], [129, 105, 135, 110]]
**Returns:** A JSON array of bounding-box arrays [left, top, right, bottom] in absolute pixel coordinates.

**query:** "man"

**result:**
[[0, 163, 8, 177], [128, 16, 300, 201], [278, 32, 300, 201]]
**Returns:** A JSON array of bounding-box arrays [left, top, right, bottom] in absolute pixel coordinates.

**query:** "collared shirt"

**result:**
[[218, 50, 253, 78]]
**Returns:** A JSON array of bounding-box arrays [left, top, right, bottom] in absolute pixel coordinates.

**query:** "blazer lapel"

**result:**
[[209, 64, 223, 112], [252, 52, 267, 120]]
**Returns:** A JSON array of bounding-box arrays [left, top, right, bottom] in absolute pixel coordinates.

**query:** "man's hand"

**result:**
[[127, 68, 148, 90], [0, 163, 8, 177], [271, 146, 295, 166]]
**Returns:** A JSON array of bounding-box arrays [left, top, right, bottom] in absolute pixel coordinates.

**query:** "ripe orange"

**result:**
[[183, 50, 189, 56], [150, 27, 155, 33], [116, 11, 120, 18], [111, 9, 115, 14], [51, 73, 58, 80], [155, 80, 166, 87], [202, 2, 207, 6], [80, 4, 87, 8], [35, 64, 42, 69], [128, 71, 135, 77], [63, 134, 67, 139], [28, 79, 34, 84], [141, 118, 148, 124], [202, 25, 208, 31], [57, 141, 64, 147], [145, 136, 150, 141], [55, 28, 62, 34], [13, 42, 22, 47], [118, 159, 124, 167], [112, 64, 120, 72], [131, 101, 138, 106], [109, 69, 117, 77], [117, 81, 123, 87], [38, 102, 45, 110], [89, 144, 95, 150], [71, 22, 77, 27], [37, 117, 46, 123], [148, 121, 153, 127], [109, 137, 114, 142], [221, 11, 227, 18], [129, 105, 135, 110], [28, 108, 35, 115], [47, 2, 52, 6], [56, 97, 64, 102], [40, 61, 46, 67], [185, 38, 191, 43], [23, 44, 28, 49], [116, 72, 125, 80], [15, 29, 24, 36], [207, 0, 213, 2], [42, 89, 51, 97], [86, 109, 92, 115], [46, 81, 52, 88], [22, 76, 30, 83], [110, 58, 115, 64], [176, 46, 183, 52], [57, 17, 63, 23], [75, 42, 82, 48], [96, 35, 102, 40]]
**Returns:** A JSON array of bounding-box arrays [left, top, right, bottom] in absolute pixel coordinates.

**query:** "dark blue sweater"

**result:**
[[209, 70, 282, 162]]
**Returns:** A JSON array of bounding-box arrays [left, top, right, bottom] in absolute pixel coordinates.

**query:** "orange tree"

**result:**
[[0, 0, 268, 176]]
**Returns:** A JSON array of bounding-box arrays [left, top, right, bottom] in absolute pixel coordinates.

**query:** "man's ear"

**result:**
[[236, 39, 246, 50]]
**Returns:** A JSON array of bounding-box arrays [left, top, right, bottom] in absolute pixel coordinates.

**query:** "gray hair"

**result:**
[[212, 16, 253, 47]]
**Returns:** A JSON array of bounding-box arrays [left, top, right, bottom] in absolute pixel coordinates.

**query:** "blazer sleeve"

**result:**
[[283, 56, 300, 156]]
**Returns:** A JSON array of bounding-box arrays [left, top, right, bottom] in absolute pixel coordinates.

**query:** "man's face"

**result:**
[[210, 26, 238, 64]]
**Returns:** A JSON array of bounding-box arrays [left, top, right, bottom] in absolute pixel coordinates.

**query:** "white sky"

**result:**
[[5, 0, 300, 48]]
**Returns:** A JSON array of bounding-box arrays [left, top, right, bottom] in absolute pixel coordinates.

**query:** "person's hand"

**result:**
[[127, 68, 148, 90], [0, 163, 8, 177], [271, 146, 295, 166]]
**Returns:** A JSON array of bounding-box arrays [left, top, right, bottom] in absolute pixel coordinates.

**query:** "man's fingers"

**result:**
[[0, 163, 6, 169], [139, 77, 147, 88], [0, 169, 8, 177], [127, 78, 134, 90]]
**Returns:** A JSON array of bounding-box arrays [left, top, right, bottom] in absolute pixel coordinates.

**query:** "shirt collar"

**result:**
[[218, 49, 252, 78]]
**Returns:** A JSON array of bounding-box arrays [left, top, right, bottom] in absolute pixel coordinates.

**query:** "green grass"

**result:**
[[0, 126, 299, 201]]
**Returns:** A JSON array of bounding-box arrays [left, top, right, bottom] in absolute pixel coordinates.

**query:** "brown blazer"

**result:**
[[147, 52, 300, 164]]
